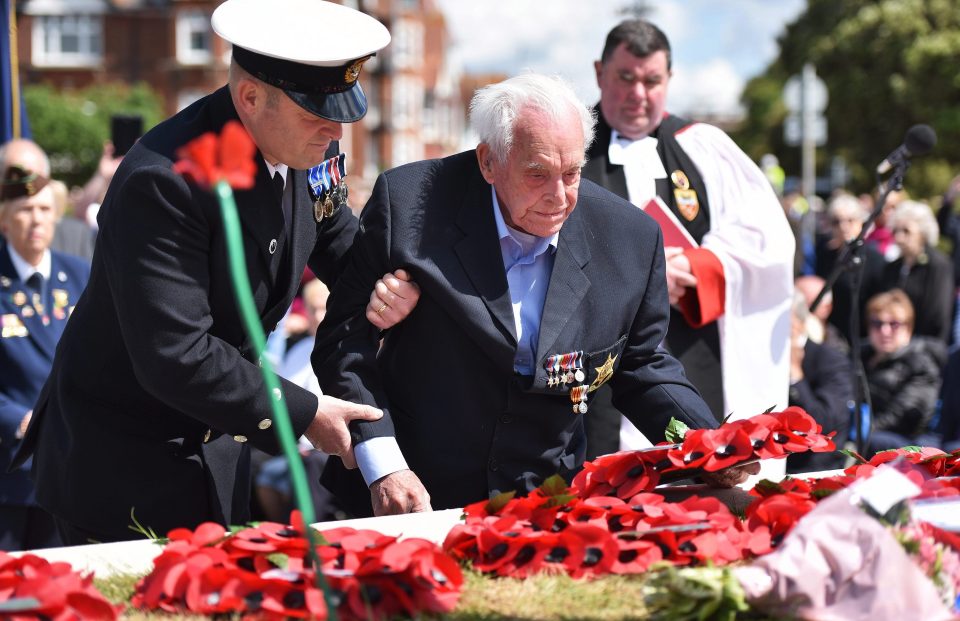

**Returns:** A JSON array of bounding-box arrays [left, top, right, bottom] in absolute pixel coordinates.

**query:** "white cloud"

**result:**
[[434, 0, 804, 118], [670, 58, 745, 117]]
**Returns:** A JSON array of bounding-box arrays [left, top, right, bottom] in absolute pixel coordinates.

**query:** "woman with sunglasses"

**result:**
[[863, 289, 946, 454]]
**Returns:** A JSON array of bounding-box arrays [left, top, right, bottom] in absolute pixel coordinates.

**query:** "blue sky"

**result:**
[[434, 0, 806, 117]]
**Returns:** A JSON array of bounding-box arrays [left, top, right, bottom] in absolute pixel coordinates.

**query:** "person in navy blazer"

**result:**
[[314, 74, 731, 517], [14, 1, 421, 545], [0, 164, 89, 551]]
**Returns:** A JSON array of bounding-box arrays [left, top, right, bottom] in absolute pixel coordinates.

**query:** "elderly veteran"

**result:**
[[16, 0, 419, 545], [0, 165, 89, 551], [314, 74, 752, 517]]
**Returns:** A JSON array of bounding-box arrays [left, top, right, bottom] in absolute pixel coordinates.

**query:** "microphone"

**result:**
[[876, 124, 937, 174]]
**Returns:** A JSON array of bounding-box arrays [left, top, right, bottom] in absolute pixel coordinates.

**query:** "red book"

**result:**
[[641, 196, 698, 249]]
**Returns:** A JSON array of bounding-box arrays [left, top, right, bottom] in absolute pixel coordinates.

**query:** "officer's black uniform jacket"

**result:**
[[17, 86, 356, 539]]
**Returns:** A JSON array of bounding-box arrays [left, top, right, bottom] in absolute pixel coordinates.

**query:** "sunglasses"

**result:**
[[868, 318, 906, 331]]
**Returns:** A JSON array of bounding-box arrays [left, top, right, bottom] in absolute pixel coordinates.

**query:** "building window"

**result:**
[[176, 9, 211, 65], [391, 134, 422, 167], [391, 75, 423, 131], [392, 18, 422, 70], [32, 14, 103, 67]]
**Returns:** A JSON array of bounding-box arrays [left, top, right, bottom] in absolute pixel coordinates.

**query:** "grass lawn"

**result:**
[[96, 566, 785, 620]]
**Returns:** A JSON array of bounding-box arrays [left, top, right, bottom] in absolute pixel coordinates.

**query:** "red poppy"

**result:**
[[0, 552, 122, 620], [133, 517, 462, 620], [697, 426, 755, 471], [565, 523, 619, 578], [667, 428, 712, 469], [604, 452, 662, 498], [745, 492, 817, 546], [167, 521, 228, 548], [609, 536, 662, 574], [571, 453, 622, 498], [173, 120, 257, 190]]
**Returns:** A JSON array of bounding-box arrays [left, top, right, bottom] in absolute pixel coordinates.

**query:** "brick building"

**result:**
[[13, 0, 471, 204]]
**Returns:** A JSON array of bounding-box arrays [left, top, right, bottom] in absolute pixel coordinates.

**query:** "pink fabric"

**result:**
[[735, 485, 956, 620]]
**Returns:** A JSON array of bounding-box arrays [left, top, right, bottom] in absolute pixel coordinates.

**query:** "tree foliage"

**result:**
[[733, 0, 960, 198], [23, 82, 163, 187]]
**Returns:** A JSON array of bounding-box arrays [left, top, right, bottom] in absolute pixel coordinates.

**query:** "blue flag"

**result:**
[[1, 0, 31, 143]]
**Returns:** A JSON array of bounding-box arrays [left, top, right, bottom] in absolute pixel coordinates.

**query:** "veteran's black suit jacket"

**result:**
[[315, 151, 715, 514], [16, 87, 357, 539]]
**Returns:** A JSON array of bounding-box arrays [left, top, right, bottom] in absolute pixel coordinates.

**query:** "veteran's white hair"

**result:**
[[468, 73, 596, 164]]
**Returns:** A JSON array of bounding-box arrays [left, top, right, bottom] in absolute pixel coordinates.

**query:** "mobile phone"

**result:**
[[110, 114, 144, 156]]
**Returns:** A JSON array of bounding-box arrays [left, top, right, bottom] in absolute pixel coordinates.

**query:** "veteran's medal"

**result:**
[[570, 384, 588, 415], [545, 354, 563, 388], [589, 354, 617, 393], [52, 289, 68, 308], [671, 170, 700, 221], [1, 313, 27, 338]]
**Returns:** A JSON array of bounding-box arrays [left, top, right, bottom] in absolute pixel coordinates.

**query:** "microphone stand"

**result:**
[[810, 160, 910, 456]]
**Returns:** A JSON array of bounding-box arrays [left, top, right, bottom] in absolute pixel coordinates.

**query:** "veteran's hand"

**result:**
[[304, 396, 382, 469], [665, 247, 697, 305], [701, 461, 761, 488], [366, 269, 421, 330], [370, 469, 432, 516], [16, 410, 31, 440]]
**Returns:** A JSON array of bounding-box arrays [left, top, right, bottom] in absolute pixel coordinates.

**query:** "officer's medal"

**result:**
[[308, 154, 348, 223]]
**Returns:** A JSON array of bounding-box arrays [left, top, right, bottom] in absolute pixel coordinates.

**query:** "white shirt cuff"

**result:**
[[355, 436, 409, 487]]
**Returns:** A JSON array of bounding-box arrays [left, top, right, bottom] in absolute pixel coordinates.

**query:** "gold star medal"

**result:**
[[588, 354, 617, 393], [671, 170, 700, 221]]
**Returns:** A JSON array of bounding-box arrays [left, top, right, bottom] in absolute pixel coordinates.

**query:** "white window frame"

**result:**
[[391, 18, 423, 70], [31, 13, 103, 67], [176, 9, 212, 66]]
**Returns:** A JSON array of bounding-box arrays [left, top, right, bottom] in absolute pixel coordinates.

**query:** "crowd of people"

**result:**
[[0, 1, 958, 553], [780, 167, 960, 462]]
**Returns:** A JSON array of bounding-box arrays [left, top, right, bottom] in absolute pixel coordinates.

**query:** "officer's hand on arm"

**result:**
[[369, 468, 432, 516], [303, 396, 383, 469], [664, 247, 697, 306], [701, 461, 761, 488], [366, 269, 420, 330]]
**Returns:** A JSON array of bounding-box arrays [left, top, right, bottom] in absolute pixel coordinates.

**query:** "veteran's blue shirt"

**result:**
[[491, 187, 559, 375]]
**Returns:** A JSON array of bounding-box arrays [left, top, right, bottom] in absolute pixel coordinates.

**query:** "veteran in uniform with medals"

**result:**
[[16, 0, 419, 545], [0, 165, 89, 551], [582, 20, 795, 462], [313, 74, 732, 517]]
